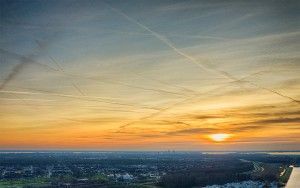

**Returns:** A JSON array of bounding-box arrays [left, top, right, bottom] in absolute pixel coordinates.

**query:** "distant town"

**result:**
[[0, 151, 299, 187]]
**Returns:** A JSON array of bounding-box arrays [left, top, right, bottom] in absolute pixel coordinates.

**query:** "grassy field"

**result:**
[[279, 166, 293, 187], [0, 177, 51, 188]]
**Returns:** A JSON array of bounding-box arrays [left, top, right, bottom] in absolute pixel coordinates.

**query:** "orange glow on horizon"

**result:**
[[209, 134, 232, 142]]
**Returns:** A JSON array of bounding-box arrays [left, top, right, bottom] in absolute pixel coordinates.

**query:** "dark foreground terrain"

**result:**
[[0, 151, 299, 188]]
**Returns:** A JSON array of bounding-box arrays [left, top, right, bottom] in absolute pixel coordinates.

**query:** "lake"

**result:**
[[286, 167, 300, 188], [267, 152, 300, 156]]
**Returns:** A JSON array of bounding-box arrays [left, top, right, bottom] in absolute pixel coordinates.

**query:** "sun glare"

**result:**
[[209, 134, 232, 142]]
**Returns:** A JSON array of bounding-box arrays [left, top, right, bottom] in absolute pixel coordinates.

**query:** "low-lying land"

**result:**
[[0, 151, 299, 188]]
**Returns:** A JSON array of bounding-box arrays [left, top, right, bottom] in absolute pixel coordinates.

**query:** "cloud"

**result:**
[[164, 128, 216, 136], [187, 114, 225, 120], [229, 125, 267, 132], [253, 117, 300, 125]]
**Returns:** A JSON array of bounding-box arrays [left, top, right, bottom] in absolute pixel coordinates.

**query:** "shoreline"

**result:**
[[279, 165, 293, 187], [285, 166, 300, 188]]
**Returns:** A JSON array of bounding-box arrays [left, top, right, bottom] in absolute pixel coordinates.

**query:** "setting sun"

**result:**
[[209, 134, 232, 142]]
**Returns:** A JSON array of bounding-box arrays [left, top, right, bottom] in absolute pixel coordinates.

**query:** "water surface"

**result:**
[[286, 167, 300, 188]]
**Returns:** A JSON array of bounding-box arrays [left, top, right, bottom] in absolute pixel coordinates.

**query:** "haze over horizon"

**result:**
[[0, 0, 299, 151]]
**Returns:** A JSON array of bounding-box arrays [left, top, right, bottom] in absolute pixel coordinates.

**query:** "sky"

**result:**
[[0, 0, 299, 151]]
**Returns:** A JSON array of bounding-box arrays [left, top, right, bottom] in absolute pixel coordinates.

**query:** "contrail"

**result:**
[[62, 70, 191, 97], [50, 53, 191, 97], [0, 34, 85, 98], [248, 82, 300, 103], [133, 72, 196, 94], [119, 82, 237, 129], [1, 14, 85, 95], [0, 47, 55, 109], [0, 89, 160, 111], [60, 71, 189, 97], [97, 28, 228, 41], [106, 3, 216, 75], [0, 61, 28, 90], [35, 40, 85, 96], [0, 46, 57, 91], [1, 48, 190, 97], [0, 98, 55, 102], [118, 68, 298, 129], [106, 3, 299, 104], [48, 56, 85, 96], [0, 48, 57, 110], [1, 20, 223, 40], [0, 48, 58, 72]]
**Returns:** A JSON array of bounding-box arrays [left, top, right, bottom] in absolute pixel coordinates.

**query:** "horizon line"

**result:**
[[0, 149, 300, 152]]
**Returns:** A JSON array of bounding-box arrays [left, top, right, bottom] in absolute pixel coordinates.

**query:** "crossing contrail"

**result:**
[[61, 70, 190, 97], [48, 56, 85, 96], [0, 89, 161, 111], [0, 60, 29, 90], [60, 69, 192, 97], [133, 72, 196, 94], [119, 81, 239, 129], [118, 68, 300, 129], [35, 40, 86, 96], [105, 3, 299, 104], [0, 49, 191, 97], [106, 3, 216, 75], [0, 48, 57, 90]]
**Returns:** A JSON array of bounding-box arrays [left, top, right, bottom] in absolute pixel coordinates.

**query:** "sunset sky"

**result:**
[[0, 0, 299, 151]]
